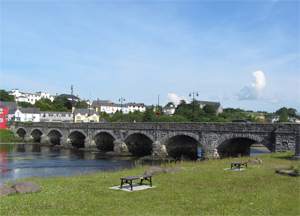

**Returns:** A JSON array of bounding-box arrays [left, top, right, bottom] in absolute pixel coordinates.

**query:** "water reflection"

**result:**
[[0, 144, 135, 183]]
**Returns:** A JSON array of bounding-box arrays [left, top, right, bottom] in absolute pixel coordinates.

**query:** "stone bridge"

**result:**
[[10, 122, 300, 159]]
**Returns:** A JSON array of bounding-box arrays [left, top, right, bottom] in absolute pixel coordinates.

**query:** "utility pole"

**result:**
[[189, 91, 199, 122]]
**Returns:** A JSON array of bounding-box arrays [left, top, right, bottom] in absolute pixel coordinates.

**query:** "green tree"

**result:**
[[75, 100, 88, 109], [18, 102, 33, 108], [0, 90, 14, 102], [142, 106, 155, 122], [203, 104, 216, 116]]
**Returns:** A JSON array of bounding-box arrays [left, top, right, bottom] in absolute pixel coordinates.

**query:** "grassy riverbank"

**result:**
[[1, 152, 299, 216], [0, 129, 23, 143]]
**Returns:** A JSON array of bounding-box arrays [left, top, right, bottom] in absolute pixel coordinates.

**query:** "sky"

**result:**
[[0, 0, 299, 113]]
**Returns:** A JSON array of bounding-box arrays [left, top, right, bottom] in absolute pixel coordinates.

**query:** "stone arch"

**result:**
[[215, 133, 269, 158], [16, 127, 27, 139], [160, 132, 200, 145], [125, 130, 156, 143], [68, 131, 86, 148], [124, 133, 153, 157], [47, 129, 63, 145], [93, 132, 116, 152], [91, 130, 118, 141], [164, 134, 200, 160], [30, 128, 43, 143]]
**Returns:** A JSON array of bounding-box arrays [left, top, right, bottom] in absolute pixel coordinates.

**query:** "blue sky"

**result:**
[[0, 0, 299, 112]]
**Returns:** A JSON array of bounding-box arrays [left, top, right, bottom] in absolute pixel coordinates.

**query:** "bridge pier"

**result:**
[[113, 139, 129, 153], [202, 147, 220, 160], [152, 141, 168, 156], [84, 137, 96, 149], [40, 134, 50, 144], [24, 134, 34, 142], [292, 135, 300, 160]]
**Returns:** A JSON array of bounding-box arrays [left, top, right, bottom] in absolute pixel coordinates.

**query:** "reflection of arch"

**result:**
[[48, 130, 62, 145], [215, 134, 269, 158], [93, 132, 115, 152], [31, 129, 43, 143], [16, 127, 27, 139], [124, 133, 153, 157], [164, 135, 199, 160], [69, 131, 86, 148]]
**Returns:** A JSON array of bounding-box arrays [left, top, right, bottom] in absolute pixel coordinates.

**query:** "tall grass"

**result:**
[[0, 129, 23, 143], [1, 152, 299, 215]]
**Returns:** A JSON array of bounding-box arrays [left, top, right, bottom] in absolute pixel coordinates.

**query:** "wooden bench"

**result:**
[[231, 162, 247, 170], [120, 175, 152, 190]]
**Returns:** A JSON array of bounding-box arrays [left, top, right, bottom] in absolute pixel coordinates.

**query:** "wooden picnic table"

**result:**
[[231, 162, 247, 170], [120, 175, 152, 190]]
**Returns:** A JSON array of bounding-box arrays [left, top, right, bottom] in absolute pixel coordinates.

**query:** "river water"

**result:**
[[0, 144, 270, 183], [0, 144, 136, 183]]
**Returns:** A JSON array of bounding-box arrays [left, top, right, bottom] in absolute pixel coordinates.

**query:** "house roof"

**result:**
[[9, 108, 41, 114], [59, 94, 80, 100], [197, 101, 221, 109], [74, 109, 98, 115], [41, 111, 72, 116], [0, 101, 18, 108]]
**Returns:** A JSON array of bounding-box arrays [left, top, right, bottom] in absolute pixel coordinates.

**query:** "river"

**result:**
[[0, 144, 136, 183], [0, 143, 270, 183]]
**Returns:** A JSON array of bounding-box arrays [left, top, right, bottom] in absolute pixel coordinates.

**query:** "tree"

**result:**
[[203, 104, 216, 116], [75, 100, 88, 109], [0, 90, 14, 102], [142, 106, 155, 122], [165, 102, 175, 107]]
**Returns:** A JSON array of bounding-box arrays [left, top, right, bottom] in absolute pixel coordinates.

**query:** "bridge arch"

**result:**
[[93, 132, 115, 152], [16, 127, 27, 139], [68, 131, 86, 148], [47, 130, 63, 145], [215, 133, 270, 158], [164, 134, 200, 160], [30, 128, 43, 143], [124, 133, 153, 157]]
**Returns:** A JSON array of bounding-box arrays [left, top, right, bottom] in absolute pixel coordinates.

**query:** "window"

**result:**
[[0, 118, 3, 123]]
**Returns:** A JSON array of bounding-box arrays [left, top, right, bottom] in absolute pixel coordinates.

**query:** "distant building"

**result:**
[[162, 105, 176, 116], [266, 116, 280, 123], [0, 101, 18, 109], [58, 94, 80, 106], [250, 113, 265, 121], [92, 100, 122, 115], [8, 108, 40, 122], [197, 101, 223, 114], [0, 108, 8, 129], [9, 89, 56, 105], [289, 117, 300, 123], [73, 108, 99, 123], [126, 102, 146, 113], [40, 111, 73, 123]]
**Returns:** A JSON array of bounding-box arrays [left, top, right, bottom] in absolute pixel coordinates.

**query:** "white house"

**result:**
[[40, 111, 73, 122], [92, 100, 129, 115], [8, 108, 40, 122], [197, 101, 223, 115], [162, 105, 176, 116], [126, 103, 146, 113], [9, 89, 56, 105]]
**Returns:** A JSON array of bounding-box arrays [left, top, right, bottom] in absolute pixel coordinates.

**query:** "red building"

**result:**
[[0, 108, 8, 129]]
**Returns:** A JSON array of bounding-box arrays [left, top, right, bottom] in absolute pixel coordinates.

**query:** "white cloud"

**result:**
[[237, 70, 267, 100], [167, 93, 186, 105]]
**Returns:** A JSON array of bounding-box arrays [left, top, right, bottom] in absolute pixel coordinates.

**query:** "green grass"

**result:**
[[0, 129, 23, 143], [1, 152, 299, 215]]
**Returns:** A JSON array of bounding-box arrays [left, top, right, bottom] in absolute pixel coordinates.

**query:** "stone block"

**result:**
[[12, 182, 41, 194], [0, 183, 16, 197]]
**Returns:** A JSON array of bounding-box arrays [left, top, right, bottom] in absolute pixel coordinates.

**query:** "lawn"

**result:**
[[1, 152, 299, 215]]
